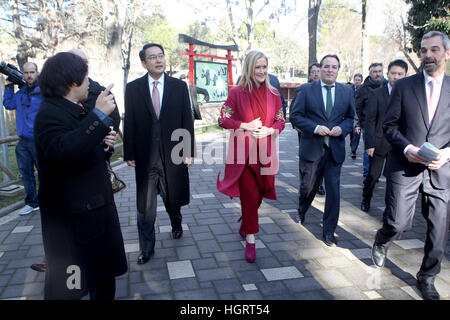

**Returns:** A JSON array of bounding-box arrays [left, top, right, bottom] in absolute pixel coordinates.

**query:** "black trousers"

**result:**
[[297, 131, 324, 190], [298, 146, 342, 236], [89, 278, 116, 300], [362, 153, 386, 201], [137, 150, 182, 256], [376, 171, 449, 278], [349, 129, 360, 154]]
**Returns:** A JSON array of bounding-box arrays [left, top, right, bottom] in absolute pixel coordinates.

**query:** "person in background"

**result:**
[[361, 59, 408, 212], [179, 73, 209, 121], [349, 73, 363, 159], [68, 49, 121, 132], [268, 74, 287, 118], [355, 63, 387, 176], [3, 62, 42, 216]]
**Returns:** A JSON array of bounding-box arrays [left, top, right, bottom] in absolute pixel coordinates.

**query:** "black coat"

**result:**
[[355, 76, 387, 128], [123, 73, 194, 212], [364, 85, 392, 156], [268, 74, 287, 118], [187, 83, 208, 120], [82, 78, 121, 132], [34, 96, 127, 299]]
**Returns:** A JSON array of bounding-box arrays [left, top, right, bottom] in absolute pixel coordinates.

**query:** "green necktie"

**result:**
[[324, 85, 334, 147]]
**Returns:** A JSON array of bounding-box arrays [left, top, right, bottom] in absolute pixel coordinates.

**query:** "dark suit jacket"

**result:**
[[289, 84, 303, 117], [365, 85, 391, 156], [268, 74, 287, 118], [123, 73, 194, 211], [290, 80, 355, 164], [383, 72, 450, 189], [187, 83, 208, 120], [82, 78, 121, 132]]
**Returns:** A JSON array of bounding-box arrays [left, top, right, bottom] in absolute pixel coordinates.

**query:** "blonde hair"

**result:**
[[238, 50, 277, 95]]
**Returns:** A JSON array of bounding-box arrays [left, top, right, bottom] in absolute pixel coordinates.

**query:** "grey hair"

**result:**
[[422, 31, 450, 50]]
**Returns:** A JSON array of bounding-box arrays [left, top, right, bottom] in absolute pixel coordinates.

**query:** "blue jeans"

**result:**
[[362, 129, 370, 177], [15, 138, 39, 208]]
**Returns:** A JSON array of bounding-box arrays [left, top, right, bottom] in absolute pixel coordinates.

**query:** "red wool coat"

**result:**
[[217, 85, 285, 199]]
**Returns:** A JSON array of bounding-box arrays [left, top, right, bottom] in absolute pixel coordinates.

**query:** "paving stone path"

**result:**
[[0, 127, 448, 300]]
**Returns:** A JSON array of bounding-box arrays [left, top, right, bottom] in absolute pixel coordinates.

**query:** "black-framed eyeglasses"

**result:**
[[146, 53, 165, 61]]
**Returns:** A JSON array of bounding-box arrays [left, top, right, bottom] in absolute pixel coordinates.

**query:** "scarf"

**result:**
[[249, 81, 267, 124]]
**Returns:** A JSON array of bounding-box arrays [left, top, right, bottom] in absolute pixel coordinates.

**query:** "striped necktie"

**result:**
[[152, 80, 160, 119]]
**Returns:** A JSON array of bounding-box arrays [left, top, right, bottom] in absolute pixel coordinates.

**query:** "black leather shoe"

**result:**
[[416, 276, 440, 300], [317, 186, 325, 196], [298, 211, 305, 225], [371, 243, 386, 268], [30, 263, 47, 272], [172, 228, 183, 239], [322, 234, 337, 247], [137, 251, 154, 265], [351, 153, 356, 159], [361, 199, 370, 212]]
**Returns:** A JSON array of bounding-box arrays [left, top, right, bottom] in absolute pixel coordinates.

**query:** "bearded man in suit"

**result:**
[[371, 31, 450, 300]]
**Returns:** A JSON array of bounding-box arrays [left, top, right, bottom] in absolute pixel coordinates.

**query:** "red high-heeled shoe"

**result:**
[[245, 241, 256, 263]]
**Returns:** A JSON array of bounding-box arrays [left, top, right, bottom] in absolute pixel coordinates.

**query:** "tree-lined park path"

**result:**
[[0, 127, 448, 300]]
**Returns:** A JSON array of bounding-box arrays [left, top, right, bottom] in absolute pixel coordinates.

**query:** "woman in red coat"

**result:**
[[217, 51, 285, 262]]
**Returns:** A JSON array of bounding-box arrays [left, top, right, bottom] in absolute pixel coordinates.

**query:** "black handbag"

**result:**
[[106, 161, 126, 193]]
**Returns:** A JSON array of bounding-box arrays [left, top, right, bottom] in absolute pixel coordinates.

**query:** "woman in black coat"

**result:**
[[34, 52, 127, 300]]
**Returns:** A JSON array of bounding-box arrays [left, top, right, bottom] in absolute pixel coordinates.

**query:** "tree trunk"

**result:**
[[401, 18, 419, 73], [246, 1, 255, 55], [122, 28, 133, 99], [308, 0, 321, 66], [403, 50, 419, 73], [102, 0, 124, 113], [225, 0, 241, 62], [361, 0, 369, 78], [11, 0, 28, 67]]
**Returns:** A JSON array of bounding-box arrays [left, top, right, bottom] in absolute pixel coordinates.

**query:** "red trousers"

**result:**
[[239, 163, 264, 234]]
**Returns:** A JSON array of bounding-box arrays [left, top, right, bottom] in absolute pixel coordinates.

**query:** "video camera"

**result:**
[[0, 62, 26, 87]]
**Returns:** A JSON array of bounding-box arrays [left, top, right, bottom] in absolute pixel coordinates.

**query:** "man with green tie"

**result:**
[[290, 54, 355, 246]]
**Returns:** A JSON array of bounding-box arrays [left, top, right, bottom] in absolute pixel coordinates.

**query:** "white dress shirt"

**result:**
[[314, 80, 336, 134], [320, 80, 336, 111], [148, 73, 164, 110], [423, 70, 444, 115], [387, 83, 393, 95]]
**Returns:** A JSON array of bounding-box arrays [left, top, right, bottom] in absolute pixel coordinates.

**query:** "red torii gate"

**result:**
[[179, 34, 239, 89]]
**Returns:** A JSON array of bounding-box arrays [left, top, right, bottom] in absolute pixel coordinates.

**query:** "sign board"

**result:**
[[194, 61, 229, 102]]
